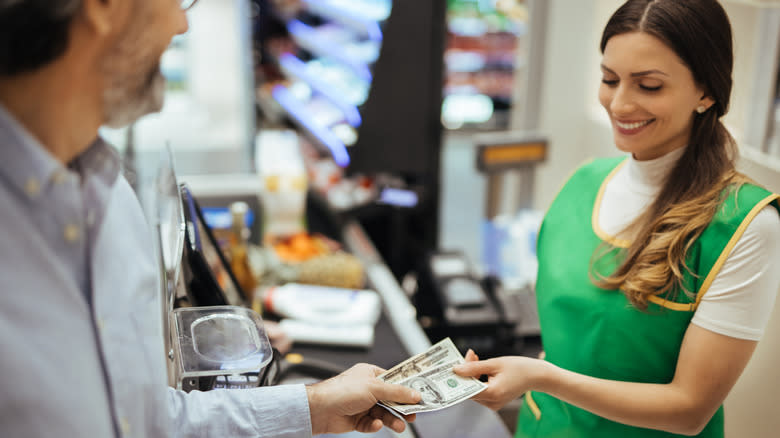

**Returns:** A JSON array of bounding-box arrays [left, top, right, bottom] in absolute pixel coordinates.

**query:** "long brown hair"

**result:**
[[592, 0, 744, 309]]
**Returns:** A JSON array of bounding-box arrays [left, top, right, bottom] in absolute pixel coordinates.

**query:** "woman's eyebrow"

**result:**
[[630, 69, 668, 77], [600, 64, 669, 77]]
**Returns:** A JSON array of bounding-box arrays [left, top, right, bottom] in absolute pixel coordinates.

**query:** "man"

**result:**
[[0, 0, 420, 437]]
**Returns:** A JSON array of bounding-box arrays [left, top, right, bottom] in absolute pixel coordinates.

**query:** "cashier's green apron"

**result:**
[[516, 157, 780, 438]]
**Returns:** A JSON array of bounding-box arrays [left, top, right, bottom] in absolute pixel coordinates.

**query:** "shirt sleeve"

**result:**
[[691, 205, 780, 340], [167, 384, 312, 438]]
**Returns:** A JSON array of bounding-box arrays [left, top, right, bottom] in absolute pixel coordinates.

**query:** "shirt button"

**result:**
[[63, 224, 80, 242], [24, 178, 40, 197], [51, 170, 67, 185], [120, 417, 131, 435], [97, 318, 106, 331]]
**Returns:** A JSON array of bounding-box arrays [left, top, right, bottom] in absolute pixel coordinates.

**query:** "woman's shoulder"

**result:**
[[709, 179, 780, 233], [722, 179, 780, 218]]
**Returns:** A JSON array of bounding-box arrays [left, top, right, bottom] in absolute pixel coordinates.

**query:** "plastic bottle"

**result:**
[[262, 283, 381, 326], [228, 202, 258, 302], [255, 130, 307, 242]]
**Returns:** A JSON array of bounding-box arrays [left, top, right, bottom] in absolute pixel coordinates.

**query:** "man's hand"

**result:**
[[453, 349, 549, 411], [306, 363, 421, 435]]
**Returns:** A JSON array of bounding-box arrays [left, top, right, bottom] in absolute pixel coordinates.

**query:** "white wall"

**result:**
[[133, 0, 256, 175], [521, 0, 597, 211], [532, 1, 780, 436]]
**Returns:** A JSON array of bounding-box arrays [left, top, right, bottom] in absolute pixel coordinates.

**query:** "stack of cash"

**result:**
[[377, 338, 487, 415]]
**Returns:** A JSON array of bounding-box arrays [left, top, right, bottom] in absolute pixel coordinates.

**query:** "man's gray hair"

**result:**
[[0, 0, 83, 75]]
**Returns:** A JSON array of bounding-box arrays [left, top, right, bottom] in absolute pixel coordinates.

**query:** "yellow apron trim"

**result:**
[[591, 160, 631, 248], [525, 391, 542, 421], [647, 295, 696, 311], [549, 158, 596, 215], [694, 193, 780, 306], [639, 193, 779, 311]]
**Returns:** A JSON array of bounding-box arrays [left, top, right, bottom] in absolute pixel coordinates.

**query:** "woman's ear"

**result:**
[[696, 94, 716, 114], [697, 94, 715, 112]]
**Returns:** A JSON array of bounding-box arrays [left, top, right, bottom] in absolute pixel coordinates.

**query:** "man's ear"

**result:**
[[80, 0, 131, 37]]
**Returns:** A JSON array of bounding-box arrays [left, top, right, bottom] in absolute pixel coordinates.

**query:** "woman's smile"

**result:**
[[614, 118, 656, 135]]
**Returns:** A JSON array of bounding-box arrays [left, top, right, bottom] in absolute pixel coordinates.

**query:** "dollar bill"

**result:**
[[377, 338, 487, 415]]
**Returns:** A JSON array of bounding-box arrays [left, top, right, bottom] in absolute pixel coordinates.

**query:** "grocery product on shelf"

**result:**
[[442, 0, 529, 129], [252, 0, 447, 283], [252, 0, 393, 168]]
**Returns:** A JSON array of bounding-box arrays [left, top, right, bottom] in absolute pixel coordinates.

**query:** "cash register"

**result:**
[[153, 150, 275, 392], [152, 150, 512, 438]]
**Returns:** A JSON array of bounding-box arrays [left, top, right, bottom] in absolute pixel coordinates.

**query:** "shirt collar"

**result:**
[[71, 137, 122, 190], [0, 102, 121, 200], [624, 146, 687, 195]]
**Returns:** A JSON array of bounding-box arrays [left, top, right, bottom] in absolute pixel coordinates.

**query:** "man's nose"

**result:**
[[174, 4, 190, 35]]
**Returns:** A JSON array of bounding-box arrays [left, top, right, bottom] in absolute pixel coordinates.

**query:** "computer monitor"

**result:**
[[180, 183, 248, 308]]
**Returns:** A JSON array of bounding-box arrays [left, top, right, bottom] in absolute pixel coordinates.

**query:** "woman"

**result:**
[[454, 1, 780, 437]]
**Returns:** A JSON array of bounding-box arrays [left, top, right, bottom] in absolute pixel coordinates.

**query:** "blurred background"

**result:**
[[104, 1, 780, 436]]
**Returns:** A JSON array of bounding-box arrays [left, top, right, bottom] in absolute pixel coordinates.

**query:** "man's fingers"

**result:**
[[385, 416, 407, 433], [357, 363, 386, 378], [365, 405, 407, 433], [355, 416, 383, 433], [372, 381, 421, 405], [464, 349, 480, 362]]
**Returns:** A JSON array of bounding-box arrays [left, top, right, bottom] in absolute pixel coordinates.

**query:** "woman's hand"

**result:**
[[453, 350, 549, 411], [458, 325, 759, 435]]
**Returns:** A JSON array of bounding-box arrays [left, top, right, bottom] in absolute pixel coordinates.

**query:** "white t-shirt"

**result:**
[[599, 148, 780, 341]]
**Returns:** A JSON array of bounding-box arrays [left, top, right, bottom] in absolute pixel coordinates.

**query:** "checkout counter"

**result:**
[[168, 172, 519, 438], [132, 0, 539, 435], [295, 220, 514, 438]]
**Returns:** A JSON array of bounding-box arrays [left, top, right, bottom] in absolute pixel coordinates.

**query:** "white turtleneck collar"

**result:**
[[597, 146, 687, 237], [623, 146, 687, 196]]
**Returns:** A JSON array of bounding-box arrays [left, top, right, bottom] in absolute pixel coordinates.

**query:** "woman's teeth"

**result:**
[[616, 119, 653, 130]]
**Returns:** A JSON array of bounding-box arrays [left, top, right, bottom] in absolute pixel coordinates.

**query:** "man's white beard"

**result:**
[[102, 69, 166, 128]]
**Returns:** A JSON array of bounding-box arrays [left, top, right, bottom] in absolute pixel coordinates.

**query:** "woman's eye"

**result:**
[[601, 79, 618, 86], [640, 84, 662, 92]]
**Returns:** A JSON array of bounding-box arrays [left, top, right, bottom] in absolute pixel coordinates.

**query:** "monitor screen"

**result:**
[[180, 184, 247, 307]]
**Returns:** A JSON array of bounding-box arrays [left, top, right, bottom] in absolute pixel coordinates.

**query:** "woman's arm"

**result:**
[[455, 325, 756, 435], [455, 204, 779, 435]]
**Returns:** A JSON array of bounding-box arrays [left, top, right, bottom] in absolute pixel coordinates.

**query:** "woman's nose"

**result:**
[[610, 85, 636, 115]]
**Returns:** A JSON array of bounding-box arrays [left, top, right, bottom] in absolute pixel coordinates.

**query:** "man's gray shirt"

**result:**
[[0, 104, 311, 437]]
